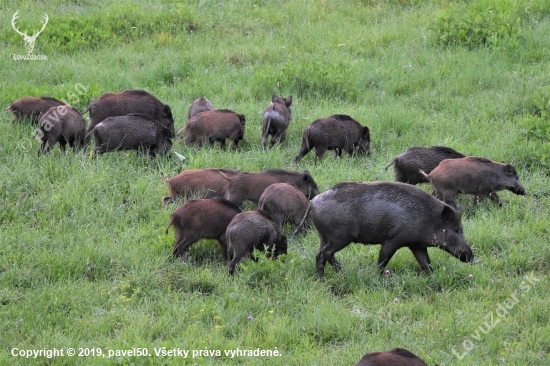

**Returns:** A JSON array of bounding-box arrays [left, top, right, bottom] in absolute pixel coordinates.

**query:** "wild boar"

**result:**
[[188, 96, 214, 120], [225, 169, 320, 207], [37, 105, 86, 155], [354, 348, 429, 366], [293, 181, 474, 277], [162, 168, 241, 206], [261, 95, 292, 149], [294, 114, 371, 163], [385, 146, 466, 185], [166, 197, 241, 259], [179, 109, 246, 149], [85, 89, 174, 137], [86, 113, 173, 157], [258, 183, 310, 233], [226, 210, 288, 275], [7, 96, 65, 123], [421, 156, 526, 209]]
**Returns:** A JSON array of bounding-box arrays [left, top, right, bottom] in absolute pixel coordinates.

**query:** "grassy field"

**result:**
[[1, 0, 550, 365]]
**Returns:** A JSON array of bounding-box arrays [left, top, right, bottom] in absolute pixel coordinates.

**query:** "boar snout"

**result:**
[[512, 185, 526, 196], [458, 247, 475, 263]]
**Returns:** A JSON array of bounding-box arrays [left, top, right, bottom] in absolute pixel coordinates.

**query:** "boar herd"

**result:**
[[6, 90, 527, 278]]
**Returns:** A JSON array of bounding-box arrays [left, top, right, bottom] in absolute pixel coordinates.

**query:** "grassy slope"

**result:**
[[1, 0, 549, 365]]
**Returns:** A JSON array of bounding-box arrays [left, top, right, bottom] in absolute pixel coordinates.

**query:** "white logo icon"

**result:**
[[11, 10, 48, 54]]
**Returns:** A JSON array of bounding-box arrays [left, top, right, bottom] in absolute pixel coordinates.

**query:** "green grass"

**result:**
[[1, 0, 550, 365]]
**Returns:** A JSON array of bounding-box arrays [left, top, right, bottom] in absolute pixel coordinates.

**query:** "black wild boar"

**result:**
[[421, 156, 526, 209], [261, 95, 292, 149], [166, 197, 241, 259], [37, 105, 86, 155], [293, 181, 474, 277], [85, 89, 174, 137], [354, 348, 429, 366], [180, 109, 246, 149], [188, 96, 214, 120], [86, 113, 173, 156], [258, 183, 310, 233], [224, 169, 320, 207], [7, 96, 65, 123], [162, 168, 241, 205], [385, 146, 466, 185], [226, 210, 288, 275], [294, 114, 371, 163]]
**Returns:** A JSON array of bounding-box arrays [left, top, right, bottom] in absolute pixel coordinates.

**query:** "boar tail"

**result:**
[[83, 127, 96, 145], [384, 157, 397, 170], [419, 169, 429, 179], [165, 218, 174, 234], [291, 202, 312, 238]]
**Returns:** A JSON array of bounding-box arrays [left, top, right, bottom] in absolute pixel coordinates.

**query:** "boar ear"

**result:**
[[164, 105, 173, 119], [285, 96, 292, 107], [441, 205, 456, 222], [504, 164, 515, 176], [271, 95, 278, 103], [362, 126, 370, 139], [302, 170, 313, 182]]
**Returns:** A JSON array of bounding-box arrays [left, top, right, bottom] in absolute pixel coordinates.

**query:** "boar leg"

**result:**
[[271, 130, 286, 146], [316, 235, 345, 278], [409, 246, 432, 272], [294, 142, 311, 164], [377, 243, 400, 273], [218, 235, 229, 261], [172, 236, 200, 258]]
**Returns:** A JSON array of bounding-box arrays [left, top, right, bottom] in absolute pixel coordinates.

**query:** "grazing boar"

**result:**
[[258, 183, 310, 233], [166, 197, 241, 259], [86, 113, 173, 156], [226, 210, 288, 275], [225, 169, 320, 207], [180, 109, 246, 149], [294, 114, 371, 163], [420, 156, 526, 209], [293, 181, 474, 278], [188, 96, 214, 119], [261, 95, 292, 149], [162, 168, 241, 205], [37, 105, 86, 155], [6, 96, 65, 123], [85, 89, 174, 137], [385, 146, 466, 185], [354, 348, 429, 366]]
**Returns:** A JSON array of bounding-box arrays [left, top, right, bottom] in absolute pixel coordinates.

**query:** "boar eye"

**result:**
[[454, 228, 462, 234]]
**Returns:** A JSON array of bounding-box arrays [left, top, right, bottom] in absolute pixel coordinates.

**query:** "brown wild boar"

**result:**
[[225, 169, 320, 207], [226, 210, 288, 275], [258, 183, 310, 233], [421, 156, 526, 209], [86, 113, 173, 157], [261, 95, 292, 149], [294, 114, 371, 163], [180, 109, 246, 149], [293, 181, 474, 277], [7, 96, 65, 123], [37, 105, 86, 155], [166, 197, 241, 259], [188, 96, 214, 120], [354, 348, 429, 366], [162, 168, 241, 205], [385, 146, 466, 185], [85, 89, 174, 137]]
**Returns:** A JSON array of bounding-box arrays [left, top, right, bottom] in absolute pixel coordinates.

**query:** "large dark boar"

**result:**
[[293, 181, 474, 277], [86, 113, 173, 156], [188, 96, 214, 119], [166, 197, 241, 259], [294, 114, 371, 163], [226, 210, 288, 275], [85, 89, 174, 136], [7, 96, 65, 123], [421, 156, 526, 209], [180, 109, 246, 149], [162, 168, 241, 205], [261, 95, 292, 149], [354, 348, 429, 366], [258, 183, 310, 233], [385, 146, 465, 185], [37, 105, 86, 155], [225, 169, 320, 207]]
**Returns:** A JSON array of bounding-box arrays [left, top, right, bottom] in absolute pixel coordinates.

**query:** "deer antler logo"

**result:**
[[11, 11, 49, 54]]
